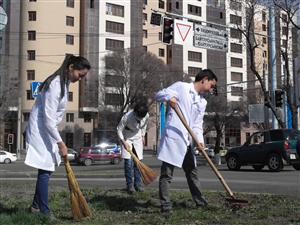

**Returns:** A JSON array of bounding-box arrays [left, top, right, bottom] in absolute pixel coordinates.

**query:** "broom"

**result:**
[[63, 156, 92, 220], [125, 146, 157, 185]]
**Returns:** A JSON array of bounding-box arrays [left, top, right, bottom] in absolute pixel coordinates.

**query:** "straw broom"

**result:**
[[63, 156, 92, 220], [125, 147, 157, 185]]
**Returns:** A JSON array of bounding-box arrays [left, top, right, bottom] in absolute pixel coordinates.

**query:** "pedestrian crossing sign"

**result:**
[[31, 82, 43, 98]]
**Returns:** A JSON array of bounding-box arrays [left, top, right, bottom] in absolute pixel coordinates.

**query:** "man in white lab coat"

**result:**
[[25, 55, 91, 215], [117, 100, 149, 193], [155, 69, 218, 215]]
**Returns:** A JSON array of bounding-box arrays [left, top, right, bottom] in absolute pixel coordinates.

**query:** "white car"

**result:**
[[0, 150, 17, 164]]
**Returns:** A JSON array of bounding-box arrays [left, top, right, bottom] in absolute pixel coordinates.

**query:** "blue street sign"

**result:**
[[31, 82, 43, 98]]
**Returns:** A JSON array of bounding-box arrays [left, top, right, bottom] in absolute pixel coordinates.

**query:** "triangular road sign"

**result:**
[[176, 23, 191, 42], [174, 19, 193, 45]]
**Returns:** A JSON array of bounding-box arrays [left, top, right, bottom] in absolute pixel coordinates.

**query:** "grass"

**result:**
[[0, 188, 299, 225]]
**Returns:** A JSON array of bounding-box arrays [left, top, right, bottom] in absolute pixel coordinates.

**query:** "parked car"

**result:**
[[195, 144, 215, 158], [67, 148, 78, 161], [77, 144, 121, 166], [225, 129, 300, 172], [0, 150, 17, 164]]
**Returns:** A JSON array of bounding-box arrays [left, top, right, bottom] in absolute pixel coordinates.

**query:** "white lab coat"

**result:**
[[155, 82, 206, 168], [117, 110, 149, 160], [25, 76, 69, 172]]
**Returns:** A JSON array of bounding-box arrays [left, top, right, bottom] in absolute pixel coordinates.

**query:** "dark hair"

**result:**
[[134, 100, 149, 118], [39, 54, 91, 98], [195, 69, 218, 82]]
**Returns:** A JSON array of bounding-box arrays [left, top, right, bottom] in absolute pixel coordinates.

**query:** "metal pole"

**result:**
[[269, 7, 278, 129], [16, 97, 21, 159]]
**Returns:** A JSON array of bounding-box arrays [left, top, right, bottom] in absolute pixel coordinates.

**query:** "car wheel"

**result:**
[[292, 164, 300, 170], [226, 155, 240, 170], [4, 158, 11, 164], [84, 158, 92, 166], [267, 154, 283, 172], [252, 165, 264, 171]]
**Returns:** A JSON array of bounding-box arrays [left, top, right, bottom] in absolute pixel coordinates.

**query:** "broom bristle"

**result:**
[[70, 192, 83, 220], [136, 161, 158, 185]]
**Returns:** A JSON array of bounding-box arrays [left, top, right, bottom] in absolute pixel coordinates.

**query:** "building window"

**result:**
[[27, 70, 35, 80], [105, 39, 124, 51], [66, 35, 74, 45], [168, 2, 172, 11], [144, 0, 147, 5], [26, 90, 34, 100], [105, 93, 123, 106], [0, 37, 2, 49], [176, 1, 179, 9], [106, 21, 124, 34], [220, 12, 223, 19], [262, 24, 267, 31], [28, 30, 36, 40], [106, 3, 124, 17], [231, 72, 243, 82], [262, 11, 266, 22], [159, 0, 164, 9], [282, 14, 287, 23], [143, 30, 148, 38], [188, 67, 202, 76], [188, 51, 202, 62], [66, 113, 74, 122], [29, 0, 37, 2], [105, 75, 124, 87], [143, 13, 147, 24], [83, 133, 91, 147], [28, 11, 36, 21], [158, 32, 162, 41], [231, 86, 243, 96], [84, 114, 92, 123], [230, 43, 243, 53], [65, 133, 73, 148], [262, 37, 267, 44], [27, 50, 36, 60], [90, 0, 94, 8], [143, 46, 147, 52], [282, 26, 288, 36], [263, 50, 267, 58], [66, 0, 74, 8], [230, 28, 242, 40], [66, 16, 74, 26], [230, 14, 242, 25], [159, 48, 165, 57], [23, 113, 30, 122], [188, 4, 201, 17], [231, 57, 243, 67], [68, 92, 73, 101], [230, 0, 242, 11]]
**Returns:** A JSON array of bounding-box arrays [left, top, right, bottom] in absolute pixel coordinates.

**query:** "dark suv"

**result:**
[[77, 144, 121, 166], [225, 129, 300, 172]]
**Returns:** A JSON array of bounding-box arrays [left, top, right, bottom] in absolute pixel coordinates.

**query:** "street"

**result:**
[[0, 154, 299, 197]]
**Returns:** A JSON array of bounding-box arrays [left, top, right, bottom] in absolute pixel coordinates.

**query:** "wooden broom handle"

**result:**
[[173, 105, 235, 198]]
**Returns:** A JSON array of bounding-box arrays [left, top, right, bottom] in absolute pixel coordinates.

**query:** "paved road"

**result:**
[[0, 155, 300, 197]]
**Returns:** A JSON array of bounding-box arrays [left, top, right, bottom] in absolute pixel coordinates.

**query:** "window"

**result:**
[[250, 132, 264, 145], [159, 0, 164, 9], [66, 113, 74, 122], [176, 1, 179, 9], [90, 0, 94, 8], [23, 113, 30, 122], [230, 14, 242, 25], [105, 39, 124, 51], [220, 12, 223, 19], [0, 37, 2, 49], [282, 14, 287, 23], [26, 90, 34, 100], [282, 39, 287, 47], [28, 30, 36, 40], [168, 2, 172, 11], [230, 43, 243, 53], [188, 67, 202, 76], [262, 11, 266, 22], [143, 30, 148, 38], [106, 3, 124, 17], [27, 70, 35, 80], [231, 86, 243, 96], [231, 72, 243, 82], [66, 0, 74, 8], [105, 75, 124, 87], [65, 133, 73, 148], [68, 92, 73, 101], [188, 4, 201, 17], [83, 133, 91, 147], [188, 51, 202, 62], [263, 51, 267, 58], [144, 0, 147, 5], [262, 37, 267, 44], [105, 93, 123, 106], [282, 26, 288, 36], [66, 35, 74, 45], [28, 11, 36, 21], [143, 13, 147, 24], [27, 50, 36, 60], [230, 0, 242, 11], [230, 28, 242, 40], [231, 57, 243, 67], [29, 0, 37, 1], [262, 24, 266, 31], [143, 46, 148, 52], [66, 16, 74, 26], [84, 114, 91, 123], [106, 21, 124, 34], [159, 48, 165, 57], [158, 32, 162, 41]]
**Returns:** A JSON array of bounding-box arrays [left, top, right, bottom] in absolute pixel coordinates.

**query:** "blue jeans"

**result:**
[[32, 169, 52, 214], [124, 158, 141, 189]]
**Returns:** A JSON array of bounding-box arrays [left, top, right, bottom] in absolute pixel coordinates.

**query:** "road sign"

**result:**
[[7, 134, 14, 145], [31, 82, 43, 98], [174, 19, 193, 45], [0, 7, 8, 30], [194, 24, 228, 52]]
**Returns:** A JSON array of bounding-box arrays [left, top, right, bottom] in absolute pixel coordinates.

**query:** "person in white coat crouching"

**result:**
[[155, 69, 218, 216], [25, 54, 91, 215], [117, 100, 149, 194]]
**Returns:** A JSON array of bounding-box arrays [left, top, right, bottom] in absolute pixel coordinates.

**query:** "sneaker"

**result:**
[[127, 185, 135, 194], [135, 186, 144, 192], [29, 206, 40, 213]]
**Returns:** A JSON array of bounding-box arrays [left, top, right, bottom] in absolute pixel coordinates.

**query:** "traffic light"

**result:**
[[275, 89, 284, 107], [162, 17, 174, 44]]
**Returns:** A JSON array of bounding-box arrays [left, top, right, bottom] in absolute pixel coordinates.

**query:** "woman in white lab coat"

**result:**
[[25, 54, 91, 215], [117, 100, 149, 193]]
